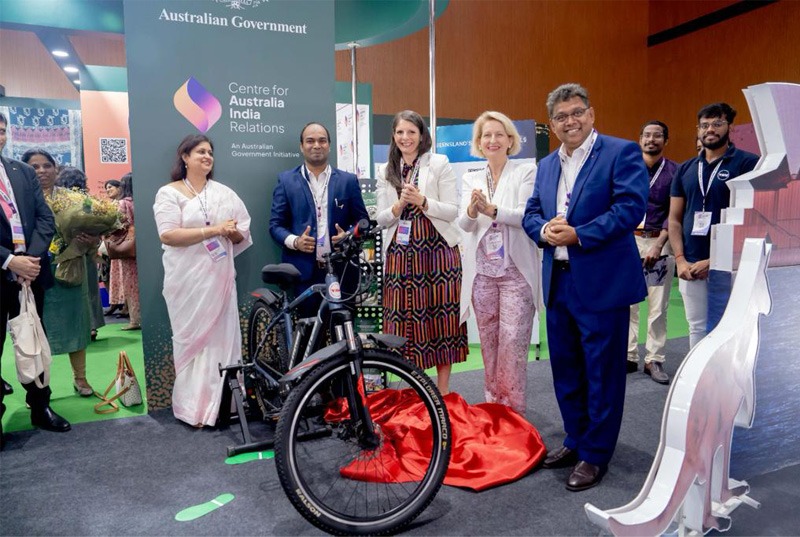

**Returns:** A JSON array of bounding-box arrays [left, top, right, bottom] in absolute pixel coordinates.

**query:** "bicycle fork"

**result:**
[[335, 319, 381, 450]]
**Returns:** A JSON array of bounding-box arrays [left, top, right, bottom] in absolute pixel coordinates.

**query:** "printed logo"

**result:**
[[718, 169, 730, 180], [215, 0, 267, 10], [173, 77, 222, 133]]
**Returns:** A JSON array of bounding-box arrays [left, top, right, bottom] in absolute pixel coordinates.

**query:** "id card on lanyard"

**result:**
[[0, 179, 26, 251], [183, 179, 228, 261], [691, 159, 723, 236], [303, 165, 331, 255], [395, 159, 421, 246], [484, 166, 504, 261]]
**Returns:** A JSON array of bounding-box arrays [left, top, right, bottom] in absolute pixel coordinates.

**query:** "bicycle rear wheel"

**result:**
[[275, 349, 451, 535], [245, 298, 289, 419]]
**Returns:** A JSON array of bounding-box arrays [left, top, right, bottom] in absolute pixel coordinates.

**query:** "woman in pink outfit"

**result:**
[[458, 111, 542, 414]]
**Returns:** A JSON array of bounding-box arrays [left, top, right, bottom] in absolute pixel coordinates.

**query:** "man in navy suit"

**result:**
[[269, 122, 369, 317], [1, 112, 71, 450], [522, 84, 648, 491]]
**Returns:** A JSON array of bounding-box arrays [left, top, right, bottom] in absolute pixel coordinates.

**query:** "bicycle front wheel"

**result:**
[[275, 349, 451, 535]]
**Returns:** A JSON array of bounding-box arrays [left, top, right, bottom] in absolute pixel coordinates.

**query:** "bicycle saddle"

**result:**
[[261, 263, 302, 287]]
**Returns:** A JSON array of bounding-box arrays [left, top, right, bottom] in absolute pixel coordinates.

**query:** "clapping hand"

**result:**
[[400, 183, 425, 208]]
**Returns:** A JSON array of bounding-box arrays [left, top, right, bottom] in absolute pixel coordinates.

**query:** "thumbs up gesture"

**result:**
[[295, 225, 315, 253]]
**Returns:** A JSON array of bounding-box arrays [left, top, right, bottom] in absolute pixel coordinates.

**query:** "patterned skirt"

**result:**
[[383, 207, 468, 370]]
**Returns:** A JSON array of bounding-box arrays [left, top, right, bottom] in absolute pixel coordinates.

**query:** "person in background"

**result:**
[[458, 111, 540, 414], [109, 173, 140, 330], [101, 179, 122, 316], [376, 110, 468, 395], [154, 134, 252, 428], [1, 114, 70, 447], [626, 121, 678, 385], [57, 166, 105, 340], [22, 150, 98, 397], [669, 103, 759, 349], [522, 83, 648, 491]]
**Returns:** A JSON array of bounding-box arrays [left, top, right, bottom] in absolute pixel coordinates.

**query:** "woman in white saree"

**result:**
[[153, 134, 252, 427]]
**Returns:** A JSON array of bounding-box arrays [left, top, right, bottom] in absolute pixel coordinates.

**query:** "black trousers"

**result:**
[[0, 276, 52, 417]]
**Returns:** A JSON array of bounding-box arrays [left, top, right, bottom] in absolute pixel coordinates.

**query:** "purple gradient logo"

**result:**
[[173, 77, 222, 133]]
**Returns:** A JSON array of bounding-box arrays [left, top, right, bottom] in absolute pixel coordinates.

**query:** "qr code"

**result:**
[[100, 138, 128, 163]]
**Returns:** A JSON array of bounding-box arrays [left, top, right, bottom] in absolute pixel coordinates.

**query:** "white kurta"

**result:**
[[153, 180, 252, 426]]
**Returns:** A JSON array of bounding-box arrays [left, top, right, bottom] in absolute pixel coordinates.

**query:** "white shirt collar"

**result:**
[[558, 129, 597, 162]]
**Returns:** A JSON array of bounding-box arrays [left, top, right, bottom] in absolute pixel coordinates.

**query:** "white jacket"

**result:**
[[457, 159, 542, 323], [376, 152, 461, 248]]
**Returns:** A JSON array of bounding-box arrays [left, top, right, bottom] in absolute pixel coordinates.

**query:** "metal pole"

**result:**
[[349, 42, 359, 176], [428, 0, 436, 151]]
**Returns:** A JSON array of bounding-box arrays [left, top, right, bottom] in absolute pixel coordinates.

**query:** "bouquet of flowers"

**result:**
[[48, 189, 122, 286]]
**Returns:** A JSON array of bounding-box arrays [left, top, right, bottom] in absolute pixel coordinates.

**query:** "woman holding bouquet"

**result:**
[[22, 150, 102, 397], [154, 135, 252, 428]]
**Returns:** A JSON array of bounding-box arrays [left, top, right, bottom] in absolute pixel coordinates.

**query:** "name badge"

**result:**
[[316, 229, 327, 249], [396, 219, 412, 246], [12, 224, 26, 247], [203, 237, 228, 262], [484, 228, 504, 261], [691, 211, 712, 236]]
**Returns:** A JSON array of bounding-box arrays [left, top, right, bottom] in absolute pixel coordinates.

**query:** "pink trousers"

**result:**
[[472, 266, 535, 413]]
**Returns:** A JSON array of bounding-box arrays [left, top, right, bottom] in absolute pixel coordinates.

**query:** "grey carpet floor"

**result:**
[[1, 336, 797, 536]]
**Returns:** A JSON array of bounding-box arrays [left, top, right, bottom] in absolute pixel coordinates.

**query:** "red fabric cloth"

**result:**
[[326, 390, 546, 491]]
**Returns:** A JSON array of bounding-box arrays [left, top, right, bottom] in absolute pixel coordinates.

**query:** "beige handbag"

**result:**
[[8, 283, 52, 388], [94, 351, 143, 414]]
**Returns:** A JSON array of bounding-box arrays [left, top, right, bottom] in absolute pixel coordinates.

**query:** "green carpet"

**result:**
[[2, 322, 147, 433], [2, 280, 689, 431]]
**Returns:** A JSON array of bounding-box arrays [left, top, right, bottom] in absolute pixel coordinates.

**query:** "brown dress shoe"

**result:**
[[566, 461, 606, 491], [644, 362, 670, 384], [542, 445, 578, 469]]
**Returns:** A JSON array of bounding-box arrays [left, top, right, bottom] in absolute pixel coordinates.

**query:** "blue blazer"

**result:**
[[522, 134, 648, 312], [0, 156, 55, 289], [269, 165, 368, 281]]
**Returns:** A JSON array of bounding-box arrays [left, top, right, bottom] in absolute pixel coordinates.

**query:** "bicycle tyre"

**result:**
[[274, 349, 451, 535], [246, 297, 289, 374]]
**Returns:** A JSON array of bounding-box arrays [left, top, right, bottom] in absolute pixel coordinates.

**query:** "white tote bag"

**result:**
[[8, 284, 52, 388]]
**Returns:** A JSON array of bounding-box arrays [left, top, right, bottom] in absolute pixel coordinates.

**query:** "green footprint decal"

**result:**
[[224, 450, 275, 464], [175, 493, 234, 522]]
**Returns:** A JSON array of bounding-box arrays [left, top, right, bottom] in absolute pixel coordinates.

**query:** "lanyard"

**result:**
[[303, 165, 331, 219], [401, 159, 421, 187], [649, 158, 666, 189], [183, 179, 211, 225], [697, 159, 724, 211], [485, 162, 507, 202]]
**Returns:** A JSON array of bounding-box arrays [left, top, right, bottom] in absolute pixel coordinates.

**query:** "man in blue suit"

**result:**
[[269, 122, 369, 317], [523, 84, 648, 491], [1, 112, 71, 450]]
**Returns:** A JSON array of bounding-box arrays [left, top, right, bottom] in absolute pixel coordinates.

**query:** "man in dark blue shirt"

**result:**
[[668, 103, 759, 349]]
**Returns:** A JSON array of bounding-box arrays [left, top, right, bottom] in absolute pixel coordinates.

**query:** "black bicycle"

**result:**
[[225, 219, 451, 535]]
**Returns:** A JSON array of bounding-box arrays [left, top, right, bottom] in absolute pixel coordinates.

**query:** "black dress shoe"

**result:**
[[566, 461, 606, 492], [1, 377, 13, 395], [542, 445, 578, 469], [30, 407, 71, 432], [644, 362, 670, 384], [626, 360, 639, 374]]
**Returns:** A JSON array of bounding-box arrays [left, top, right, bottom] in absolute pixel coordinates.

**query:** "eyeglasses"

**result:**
[[641, 133, 665, 140], [697, 120, 728, 131], [551, 108, 588, 124]]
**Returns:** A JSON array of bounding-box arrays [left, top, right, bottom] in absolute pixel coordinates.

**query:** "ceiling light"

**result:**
[[73, 80, 81, 85], [52, 50, 69, 58], [63, 66, 79, 73]]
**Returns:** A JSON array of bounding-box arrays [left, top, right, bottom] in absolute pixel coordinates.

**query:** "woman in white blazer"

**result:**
[[458, 111, 542, 413], [376, 110, 467, 395]]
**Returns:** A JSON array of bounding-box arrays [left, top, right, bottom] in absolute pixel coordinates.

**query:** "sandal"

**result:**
[[91, 329, 98, 341], [120, 324, 141, 331], [73, 378, 94, 397]]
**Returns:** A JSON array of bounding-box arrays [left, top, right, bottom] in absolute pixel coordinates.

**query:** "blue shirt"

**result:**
[[671, 144, 759, 262]]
